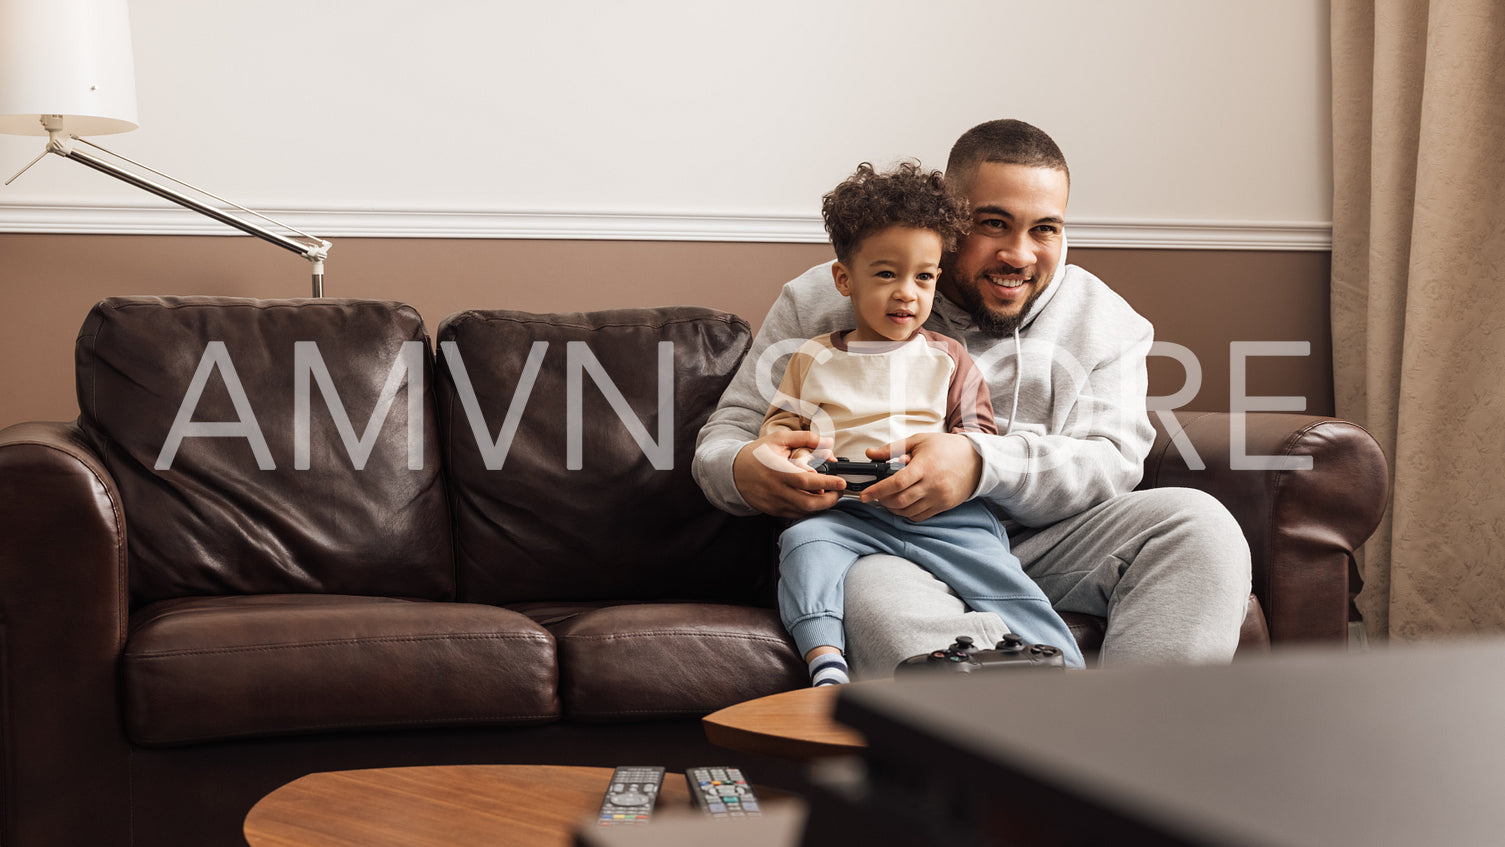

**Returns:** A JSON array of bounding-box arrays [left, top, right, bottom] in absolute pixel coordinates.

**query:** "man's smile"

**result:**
[[987, 274, 1031, 289], [981, 267, 1035, 303]]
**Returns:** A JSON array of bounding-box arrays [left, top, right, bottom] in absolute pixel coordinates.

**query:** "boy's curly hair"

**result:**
[[821, 161, 970, 266]]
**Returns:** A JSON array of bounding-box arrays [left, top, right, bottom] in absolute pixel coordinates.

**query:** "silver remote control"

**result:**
[[596, 765, 664, 826]]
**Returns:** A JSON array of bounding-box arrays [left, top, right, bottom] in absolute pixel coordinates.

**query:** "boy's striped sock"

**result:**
[[809, 653, 850, 687]]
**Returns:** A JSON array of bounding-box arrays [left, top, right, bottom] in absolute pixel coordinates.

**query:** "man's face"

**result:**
[[939, 163, 1069, 336]]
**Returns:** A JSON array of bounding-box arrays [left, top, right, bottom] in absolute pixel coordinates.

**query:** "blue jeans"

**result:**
[[777, 499, 1086, 669]]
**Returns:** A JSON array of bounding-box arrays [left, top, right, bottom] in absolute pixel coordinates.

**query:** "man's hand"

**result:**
[[733, 430, 845, 518], [859, 433, 983, 522]]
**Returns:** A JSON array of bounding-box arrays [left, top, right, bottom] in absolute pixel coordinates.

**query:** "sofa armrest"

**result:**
[[1139, 412, 1389, 644], [0, 421, 132, 846]]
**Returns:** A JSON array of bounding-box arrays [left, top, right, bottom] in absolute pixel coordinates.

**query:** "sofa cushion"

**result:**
[[123, 595, 559, 746], [524, 601, 806, 721], [436, 307, 780, 605], [75, 297, 453, 605]]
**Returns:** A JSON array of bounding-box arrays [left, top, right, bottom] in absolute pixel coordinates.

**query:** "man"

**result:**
[[692, 119, 1251, 677]]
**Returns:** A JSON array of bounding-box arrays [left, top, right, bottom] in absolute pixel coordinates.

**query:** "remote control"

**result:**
[[812, 457, 905, 493], [596, 765, 664, 826], [686, 766, 761, 819]]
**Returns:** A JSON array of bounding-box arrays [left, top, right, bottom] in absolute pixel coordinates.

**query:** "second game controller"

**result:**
[[894, 634, 1068, 675]]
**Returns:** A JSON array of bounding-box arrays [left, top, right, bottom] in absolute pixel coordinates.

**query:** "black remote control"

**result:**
[[686, 766, 761, 819], [596, 765, 665, 826], [812, 457, 905, 493]]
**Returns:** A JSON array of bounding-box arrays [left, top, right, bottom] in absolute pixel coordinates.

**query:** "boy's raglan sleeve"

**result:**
[[940, 337, 998, 436], [759, 342, 814, 437], [693, 268, 841, 515]]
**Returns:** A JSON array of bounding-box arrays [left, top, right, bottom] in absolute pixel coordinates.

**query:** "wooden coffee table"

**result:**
[[702, 683, 868, 761], [244, 764, 696, 847]]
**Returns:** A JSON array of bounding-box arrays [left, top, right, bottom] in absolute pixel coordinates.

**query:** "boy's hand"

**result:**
[[859, 433, 982, 522], [733, 431, 845, 518]]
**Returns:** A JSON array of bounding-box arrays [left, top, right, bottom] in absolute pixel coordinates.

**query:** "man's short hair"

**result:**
[[945, 119, 1070, 193], [822, 161, 970, 266]]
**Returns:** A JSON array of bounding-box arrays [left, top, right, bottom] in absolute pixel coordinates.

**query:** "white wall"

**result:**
[[0, 0, 1332, 245]]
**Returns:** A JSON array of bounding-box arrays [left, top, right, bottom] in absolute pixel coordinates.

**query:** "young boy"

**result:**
[[762, 162, 1085, 685]]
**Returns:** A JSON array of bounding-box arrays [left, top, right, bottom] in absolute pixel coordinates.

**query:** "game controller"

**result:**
[[894, 634, 1068, 675], [812, 457, 906, 493]]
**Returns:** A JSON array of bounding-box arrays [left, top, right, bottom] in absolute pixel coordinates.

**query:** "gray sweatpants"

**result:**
[[841, 487, 1252, 678]]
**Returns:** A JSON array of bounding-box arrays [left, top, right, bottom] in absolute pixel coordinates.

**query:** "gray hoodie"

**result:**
[[692, 257, 1155, 528]]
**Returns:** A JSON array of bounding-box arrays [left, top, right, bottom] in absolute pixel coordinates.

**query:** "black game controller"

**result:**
[[812, 457, 905, 493], [894, 634, 1068, 676]]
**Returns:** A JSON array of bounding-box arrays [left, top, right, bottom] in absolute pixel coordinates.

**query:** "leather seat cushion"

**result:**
[[75, 297, 455, 604], [123, 595, 559, 746], [522, 601, 806, 721], [437, 308, 781, 607]]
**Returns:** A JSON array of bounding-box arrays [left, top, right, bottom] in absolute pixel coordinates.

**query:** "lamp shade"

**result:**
[[0, 0, 138, 136]]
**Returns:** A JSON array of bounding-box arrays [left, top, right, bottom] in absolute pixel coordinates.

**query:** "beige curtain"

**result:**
[[1331, 1, 1505, 640]]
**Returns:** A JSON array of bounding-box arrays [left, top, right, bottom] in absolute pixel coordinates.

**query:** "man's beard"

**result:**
[[942, 257, 1050, 338]]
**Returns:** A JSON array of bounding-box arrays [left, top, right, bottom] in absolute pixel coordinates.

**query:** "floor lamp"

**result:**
[[0, 0, 331, 297]]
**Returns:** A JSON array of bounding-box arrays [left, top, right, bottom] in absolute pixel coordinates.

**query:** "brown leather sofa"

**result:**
[[0, 296, 1388, 846]]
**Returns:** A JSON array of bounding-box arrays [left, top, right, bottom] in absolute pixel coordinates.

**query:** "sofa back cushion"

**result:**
[[437, 307, 779, 605], [76, 297, 453, 605]]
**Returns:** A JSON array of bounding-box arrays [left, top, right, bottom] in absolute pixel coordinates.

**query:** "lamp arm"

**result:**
[[54, 139, 329, 297], [5, 123, 330, 297], [62, 146, 324, 254]]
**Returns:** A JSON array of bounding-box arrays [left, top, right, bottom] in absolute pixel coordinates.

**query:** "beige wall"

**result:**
[[0, 234, 1330, 427], [0, 1, 1331, 227]]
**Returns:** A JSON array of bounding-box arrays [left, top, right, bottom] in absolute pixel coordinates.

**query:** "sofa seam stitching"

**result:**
[[138, 712, 563, 746], [559, 631, 790, 645], [126, 632, 554, 659]]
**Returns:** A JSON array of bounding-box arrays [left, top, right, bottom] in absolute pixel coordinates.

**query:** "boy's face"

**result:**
[[832, 225, 944, 344]]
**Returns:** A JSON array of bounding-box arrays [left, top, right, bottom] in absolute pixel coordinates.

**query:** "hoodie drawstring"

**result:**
[[1006, 328, 1022, 436]]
